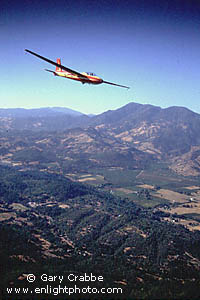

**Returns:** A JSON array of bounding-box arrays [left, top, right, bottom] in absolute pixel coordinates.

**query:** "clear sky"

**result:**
[[1, 0, 200, 114]]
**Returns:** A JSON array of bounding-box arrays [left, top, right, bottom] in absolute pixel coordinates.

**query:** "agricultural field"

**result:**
[[71, 167, 200, 231], [69, 166, 200, 210]]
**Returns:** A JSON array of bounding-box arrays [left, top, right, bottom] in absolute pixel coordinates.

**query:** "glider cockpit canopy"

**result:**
[[85, 72, 97, 76]]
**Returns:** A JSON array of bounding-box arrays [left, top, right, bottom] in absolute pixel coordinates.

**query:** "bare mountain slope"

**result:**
[[1, 102, 200, 175], [88, 103, 200, 175]]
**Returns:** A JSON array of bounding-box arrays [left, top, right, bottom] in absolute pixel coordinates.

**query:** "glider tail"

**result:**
[[56, 59, 62, 72]]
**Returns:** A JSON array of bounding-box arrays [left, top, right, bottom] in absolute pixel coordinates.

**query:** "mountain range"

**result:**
[[0, 106, 84, 118], [1, 102, 200, 176]]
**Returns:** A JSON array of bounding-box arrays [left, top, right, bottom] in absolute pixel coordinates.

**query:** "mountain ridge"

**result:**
[[88, 102, 200, 127], [1, 102, 200, 175], [0, 106, 85, 118]]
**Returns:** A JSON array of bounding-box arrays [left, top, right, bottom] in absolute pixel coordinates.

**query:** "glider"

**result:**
[[25, 49, 130, 89]]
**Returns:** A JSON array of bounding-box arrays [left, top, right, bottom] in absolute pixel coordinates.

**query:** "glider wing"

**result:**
[[103, 80, 130, 89], [25, 49, 88, 79]]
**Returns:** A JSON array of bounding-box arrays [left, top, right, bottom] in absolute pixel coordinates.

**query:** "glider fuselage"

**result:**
[[54, 70, 103, 85]]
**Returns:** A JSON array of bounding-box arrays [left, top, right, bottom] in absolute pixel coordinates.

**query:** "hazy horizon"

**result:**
[[0, 101, 199, 116], [0, 101, 200, 115]]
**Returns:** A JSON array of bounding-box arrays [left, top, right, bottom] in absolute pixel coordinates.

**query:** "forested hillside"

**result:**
[[1, 165, 200, 299]]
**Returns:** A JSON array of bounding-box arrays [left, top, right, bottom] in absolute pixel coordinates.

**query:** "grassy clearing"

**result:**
[[115, 187, 136, 194], [111, 188, 169, 208], [78, 177, 97, 182], [132, 196, 169, 208], [136, 170, 181, 186], [154, 189, 190, 203], [77, 174, 105, 184], [0, 212, 16, 221], [169, 206, 200, 215], [137, 184, 155, 189], [163, 216, 200, 231], [10, 203, 28, 211], [183, 185, 200, 191], [94, 169, 140, 186], [79, 174, 93, 178]]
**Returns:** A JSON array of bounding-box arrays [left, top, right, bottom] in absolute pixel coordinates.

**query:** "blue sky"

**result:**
[[1, 0, 200, 114]]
